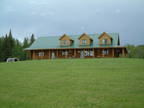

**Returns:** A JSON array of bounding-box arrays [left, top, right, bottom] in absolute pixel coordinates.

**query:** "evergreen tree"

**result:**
[[2, 34, 10, 60], [8, 29, 15, 56], [23, 37, 29, 48], [30, 34, 35, 45], [22, 37, 30, 60], [0, 37, 4, 61]]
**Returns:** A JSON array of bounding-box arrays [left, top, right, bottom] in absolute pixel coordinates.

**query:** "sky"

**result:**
[[0, 0, 144, 45]]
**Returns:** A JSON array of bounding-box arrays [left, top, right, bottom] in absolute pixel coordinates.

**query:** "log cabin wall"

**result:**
[[30, 47, 127, 60]]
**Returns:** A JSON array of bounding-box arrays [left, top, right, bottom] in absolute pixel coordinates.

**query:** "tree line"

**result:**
[[0, 30, 144, 62], [126, 45, 144, 58], [0, 30, 35, 62]]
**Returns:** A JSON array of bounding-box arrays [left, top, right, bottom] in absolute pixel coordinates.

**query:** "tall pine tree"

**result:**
[[23, 37, 29, 48], [22, 37, 30, 60], [0, 30, 37, 61], [3, 34, 10, 60], [8, 29, 15, 56], [30, 34, 35, 45]]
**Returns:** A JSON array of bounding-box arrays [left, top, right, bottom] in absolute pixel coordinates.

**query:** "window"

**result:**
[[82, 40, 87, 45], [62, 51, 68, 56], [89, 51, 93, 56], [102, 39, 107, 44], [38, 52, 44, 56], [85, 51, 89, 56], [84, 51, 93, 56], [102, 50, 109, 55], [63, 40, 68, 45]]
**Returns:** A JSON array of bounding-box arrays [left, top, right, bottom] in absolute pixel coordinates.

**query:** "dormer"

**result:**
[[98, 32, 113, 45], [78, 33, 93, 46], [59, 34, 73, 46]]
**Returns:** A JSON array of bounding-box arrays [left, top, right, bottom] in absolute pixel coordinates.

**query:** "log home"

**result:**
[[25, 32, 127, 59]]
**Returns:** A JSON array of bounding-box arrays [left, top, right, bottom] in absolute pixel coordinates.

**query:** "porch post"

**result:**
[[65, 50, 67, 58], [74, 49, 76, 58], [102, 49, 104, 57], [84, 49, 85, 58], [122, 48, 125, 57], [67, 50, 68, 58], [69, 49, 71, 58], [32, 51, 36, 59], [56, 49, 59, 58], [93, 48, 95, 58], [28, 51, 31, 60], [49, 50, 51, 59], [112, 48, 115, 57], [31, 51, 33, 59]]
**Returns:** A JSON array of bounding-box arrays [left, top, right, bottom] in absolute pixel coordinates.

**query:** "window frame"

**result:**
[[62, 51, 68, 56], [63, 40, 68, 45], [102, 49, 109, 55], [82, 39, 87, 45], [84, 51, 93, 56], [38, 52, 45, 57], [102, 38, 107, 44]]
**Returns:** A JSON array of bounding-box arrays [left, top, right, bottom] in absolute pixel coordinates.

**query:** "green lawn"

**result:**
[[0, 58, 144, 108]]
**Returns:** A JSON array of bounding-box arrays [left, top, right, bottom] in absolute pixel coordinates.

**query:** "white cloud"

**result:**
[[47, 11, 55, 16], [31, 11, 55, 17], [29, 0, 49, 5], [115, 9, 121, 14], [4, 6, 16, 13], [96, 9, 100, 14], [31, 11, 37, 15], [40, 12, 47, 16], [80, 26, 85, 30], [29, 0, 39, 5], [40, 11, 55, 17]]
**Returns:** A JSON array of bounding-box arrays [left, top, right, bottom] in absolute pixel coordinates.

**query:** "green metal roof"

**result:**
[[25, 33, 122, 50]]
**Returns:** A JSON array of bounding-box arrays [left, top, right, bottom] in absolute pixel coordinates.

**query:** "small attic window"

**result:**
[[63, 40, 68, 45], [102, 39, 107, 44], [82, 39, 87, 45]]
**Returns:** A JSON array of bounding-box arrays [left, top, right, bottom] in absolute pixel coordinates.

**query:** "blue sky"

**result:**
[[0, 0, 144, 45]]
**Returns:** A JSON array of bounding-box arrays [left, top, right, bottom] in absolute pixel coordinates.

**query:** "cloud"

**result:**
[[80, 26, 85, 30], [95, 9, 100, 14], [115, 9, 121, 14], [47, 11, 55, 16], [31, 10, 55, 17], [31, 11, 37, 15], [29, 0, 40, 5], [39, 11, 55, 17], [4, 6, 16, 13], [40, 12, 47, 16], [29, 0, 49, 5]]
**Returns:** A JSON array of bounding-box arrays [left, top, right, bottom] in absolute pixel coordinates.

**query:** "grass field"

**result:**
[[0, 58, 144, 108]]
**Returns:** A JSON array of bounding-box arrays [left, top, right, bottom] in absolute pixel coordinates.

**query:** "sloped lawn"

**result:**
[[0, 58, 144, 108]]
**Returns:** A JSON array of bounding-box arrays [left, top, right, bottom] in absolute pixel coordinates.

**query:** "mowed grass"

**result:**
[[0, 58, 144, 108]]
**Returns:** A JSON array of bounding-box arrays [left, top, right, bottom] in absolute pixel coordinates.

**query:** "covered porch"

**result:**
[[28, 47, 127, 60]]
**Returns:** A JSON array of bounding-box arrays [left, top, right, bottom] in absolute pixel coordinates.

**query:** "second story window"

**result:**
[[63, 40, 68, 45], [102, 39, 107, 44], [82, 39, 87, 45]]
